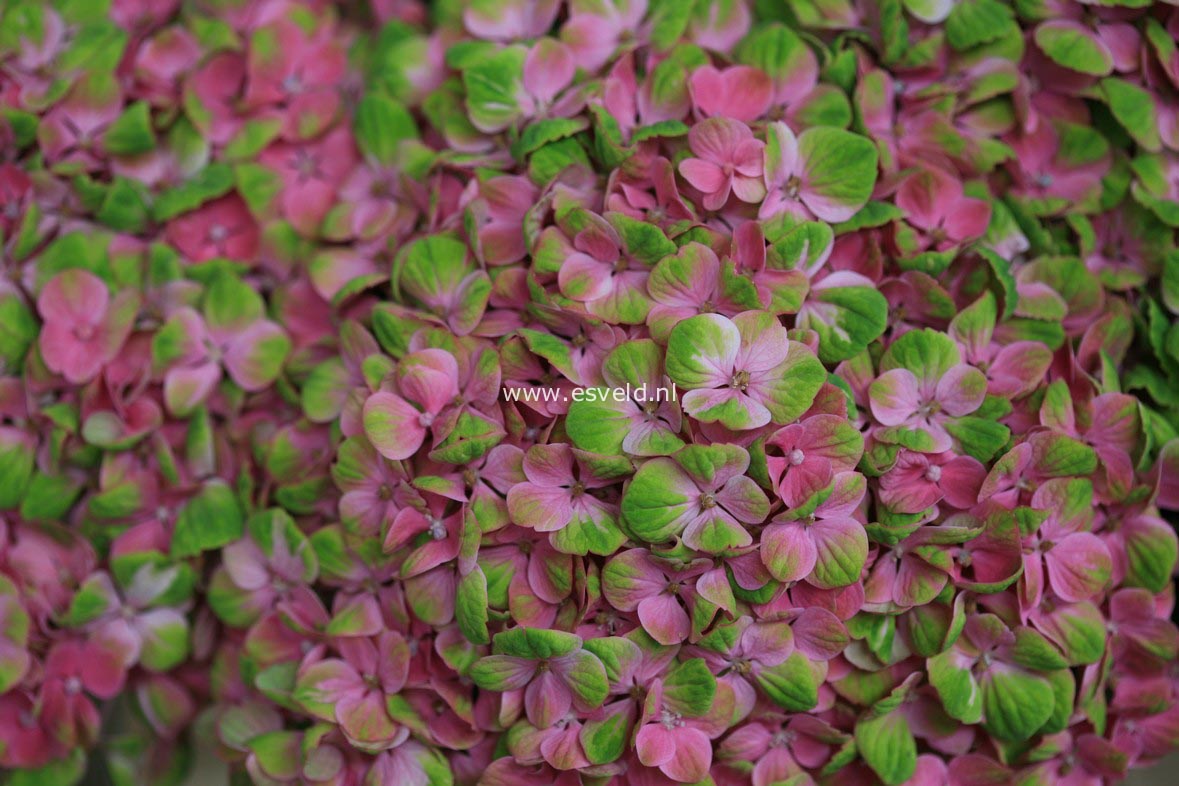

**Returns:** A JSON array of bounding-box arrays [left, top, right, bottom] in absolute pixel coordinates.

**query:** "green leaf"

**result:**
[[797, 126, 879, 222], [59, 21, 127, 75], [560, 649, 610, 708], [981, 666, 1055, 742], [876, 0, 909, 65], [735, 23, 815, 86], [621, 458, 693, 543], [103, 101, 155, 155], [799, 285, 888, 363], [528, 136, 591, 186], [453, 568, 489, 645], [63, 575, 115, 627], [0, 288, 36, 373], [1101, 78, 1161, 153], [1032, 433, 1098, 477], [7, 749, 86, 786], [649, 0, 694, 50], [151, 164, 235, 221], [550, 511, 626, 556], [0, 432, 34, 509], [580, 703, 630, 765], [880, 327, 961, 379], [855, 711, 916, 785], [234, 162, 281, 216], [903, 0, 951, 23], [462, 46, 525, 133], [834, 201, 905, 233], [354, 94, 418, 165], [97, 177, 149, 233], [757, 651, 821, 711], [582, 637, 639, 686], [396, 234, 471, 301], [609, 213, 677, 266], [20, 472, 83, 521], [428, 411, 505, 465], [928, 651, 982, 723], [171, 481, 245, 558], [945, 0, 1016, 51], [663, 658, 717, 716], [205, 272, 264, 332], [1011, 627, 1068, 671], [1034, 20, 1113, 76], [945, 417, 1011, 462], [224, 118, 283, 162], [493, 627, 581, 659], [138, 614, 190, 671], [512, 117, 587, 159], [1042, 668, 1076, 735], [631, 119, 690, 142], [1124, 517, 1178, 594]]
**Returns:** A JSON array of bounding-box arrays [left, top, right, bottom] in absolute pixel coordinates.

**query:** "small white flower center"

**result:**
[[658, 709, 683, 729]]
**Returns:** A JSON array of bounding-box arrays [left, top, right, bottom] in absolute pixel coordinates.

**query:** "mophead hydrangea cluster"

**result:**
[[2, 0, 1179, 785]]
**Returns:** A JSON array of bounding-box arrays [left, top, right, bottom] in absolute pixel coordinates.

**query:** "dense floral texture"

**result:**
[[1, 1, 1179, 785]]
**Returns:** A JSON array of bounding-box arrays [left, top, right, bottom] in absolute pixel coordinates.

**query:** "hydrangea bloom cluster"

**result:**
[[2, 0, 1179, 785]]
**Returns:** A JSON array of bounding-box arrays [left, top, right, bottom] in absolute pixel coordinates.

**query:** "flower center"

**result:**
[[1036, 173, 1053, 189], [925, 465, 942, 483], [785, 175, 801, 199], [370, 178, 394, 198], [770, 730, 794, 748], [700, 492, 717, 510], [658, 709, 684, 729], [378, 484, 393, 501], [72, 323, 96, 341], [64, 676, 82, 695], [570, 481, 586, 498], [788, 449, 805, 467], [282, 73, 304, 94], [730, 370, 751, 391], [292, 149, 321, 182], [428, 517, 447, 541]]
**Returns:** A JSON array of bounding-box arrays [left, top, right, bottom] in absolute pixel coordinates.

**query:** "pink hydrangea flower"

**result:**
[[678, 118, 766, 211], [37, 270, 139, 384]]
